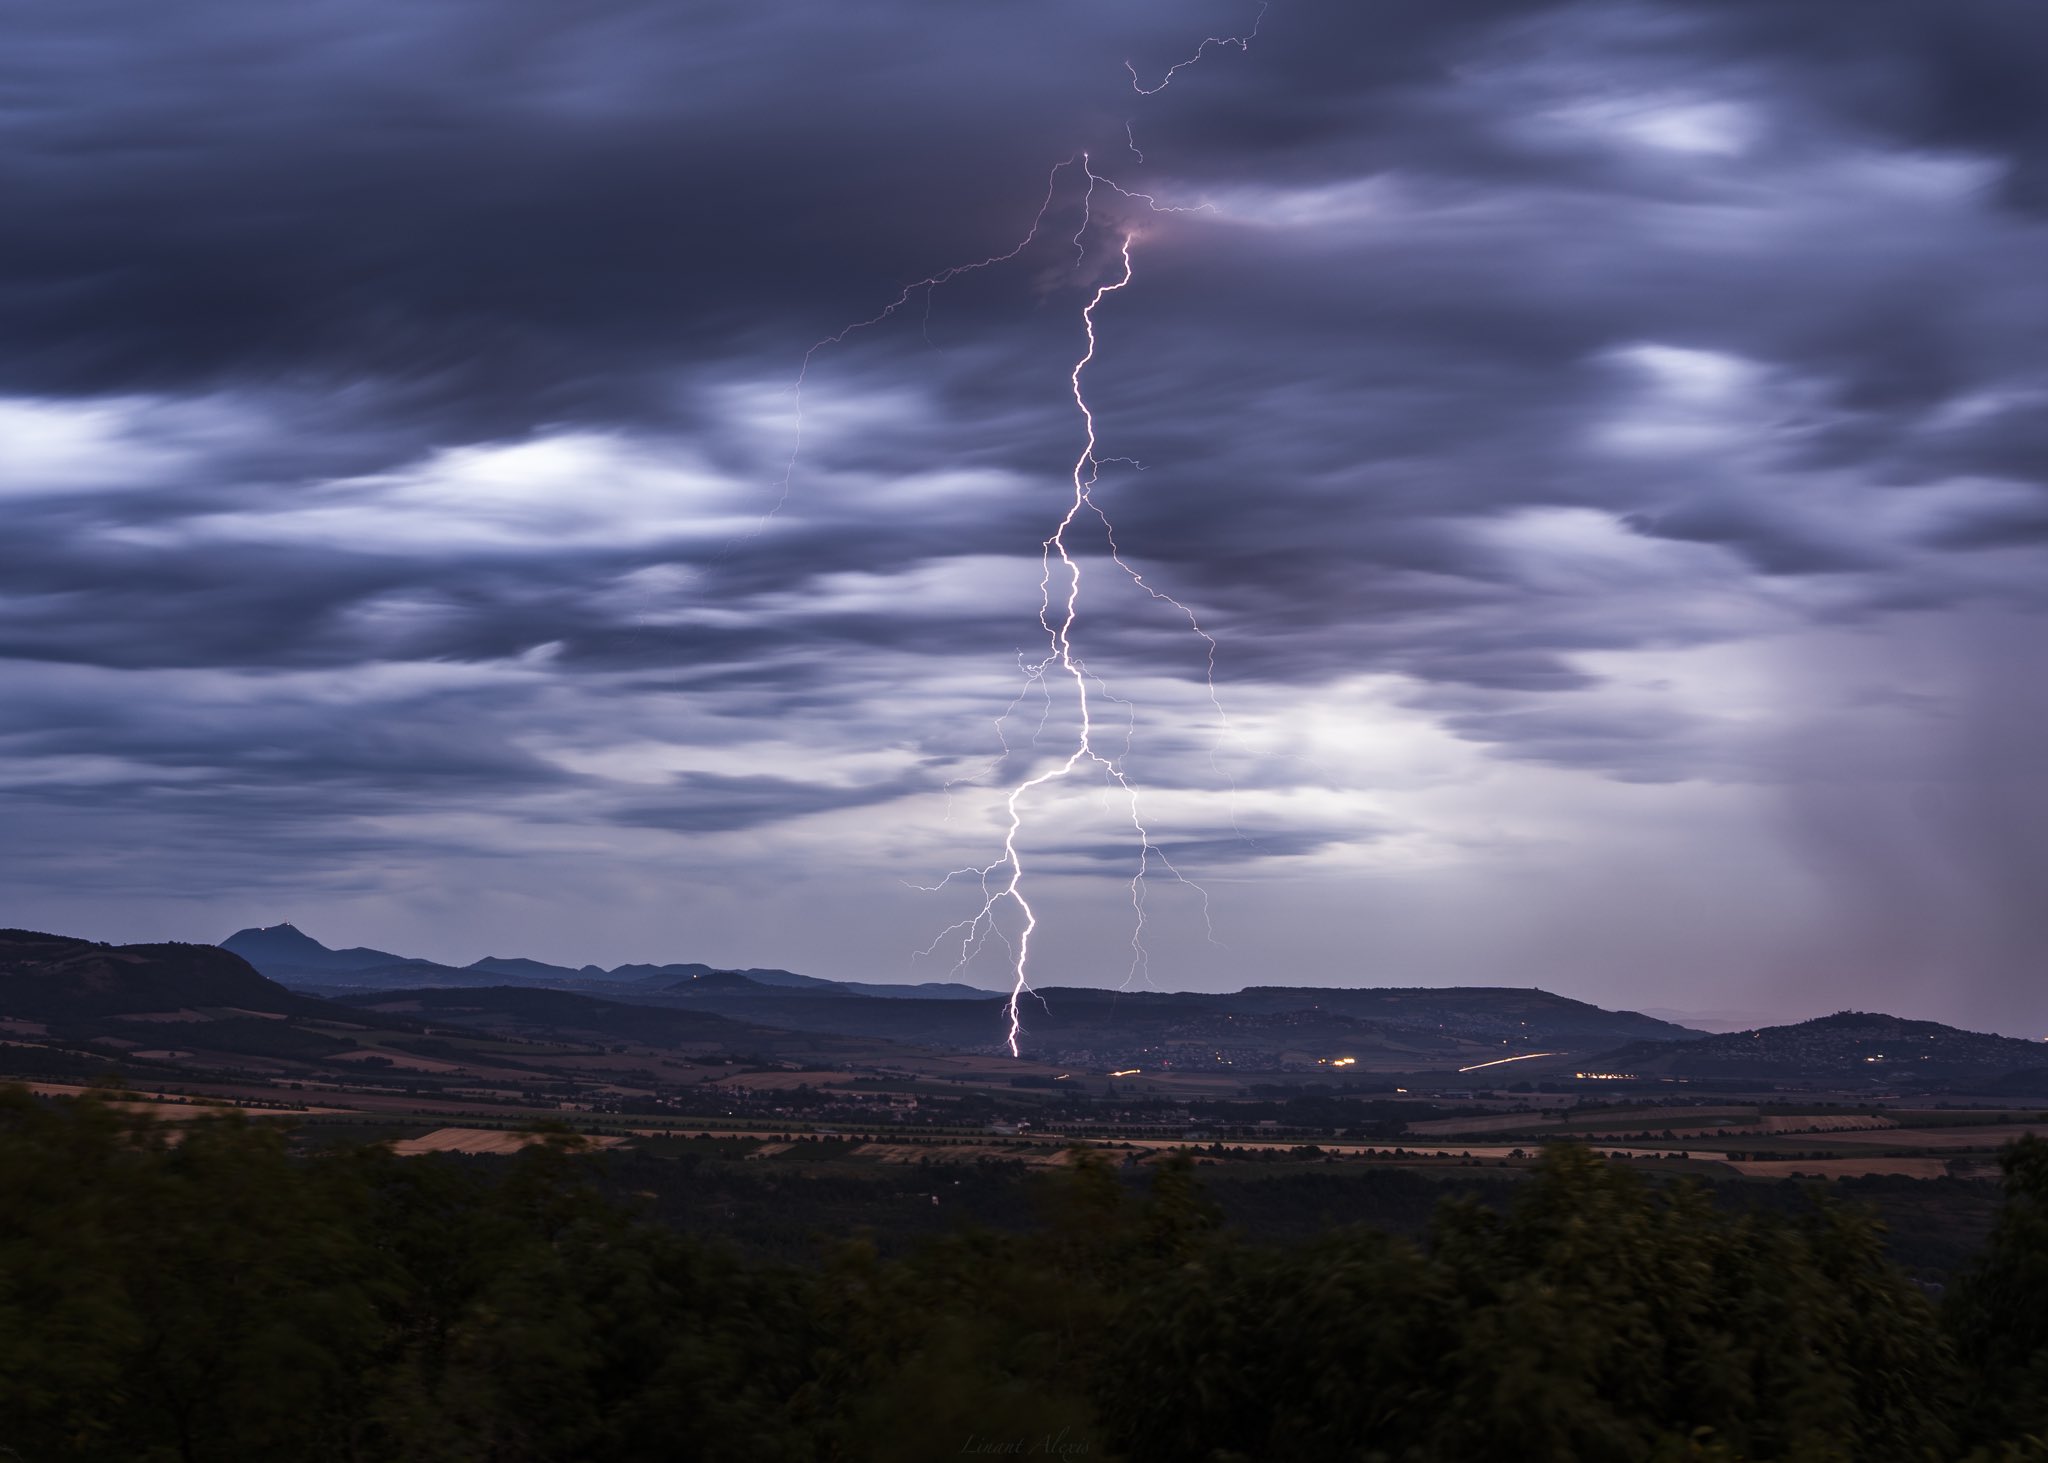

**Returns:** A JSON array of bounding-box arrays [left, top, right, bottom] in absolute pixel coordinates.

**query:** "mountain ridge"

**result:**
[[221, 923, 995, 1000], [214, 924, 1709, 1062]]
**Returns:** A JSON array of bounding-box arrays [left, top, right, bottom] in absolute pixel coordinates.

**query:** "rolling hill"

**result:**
[[0, 929, 321, 1020], [1596, 1011, 2048, 1087], [215, 926, 1707, 1069], [631, 976, 1701, 1068]]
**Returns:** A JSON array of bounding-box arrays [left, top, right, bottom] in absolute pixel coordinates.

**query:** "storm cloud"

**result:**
[[5, 0, 2047, 1031]]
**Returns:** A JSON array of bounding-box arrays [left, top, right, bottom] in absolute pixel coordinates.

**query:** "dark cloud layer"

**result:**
[[5, 1, 2048, 1029]]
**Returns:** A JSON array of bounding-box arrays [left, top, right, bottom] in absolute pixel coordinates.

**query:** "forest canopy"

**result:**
[[3, 1084, 2047, 1462]]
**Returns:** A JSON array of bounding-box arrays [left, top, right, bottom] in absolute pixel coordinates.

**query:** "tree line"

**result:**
[[3, 1083, 2046, 1461]]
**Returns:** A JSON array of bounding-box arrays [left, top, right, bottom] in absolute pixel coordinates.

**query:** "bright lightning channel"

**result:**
[[788, 13, 1263, 1058], [908, 157, 1232, 1057]]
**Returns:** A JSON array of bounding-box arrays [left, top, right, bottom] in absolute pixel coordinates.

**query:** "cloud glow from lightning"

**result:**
[[787, 11, 1263, 1056]]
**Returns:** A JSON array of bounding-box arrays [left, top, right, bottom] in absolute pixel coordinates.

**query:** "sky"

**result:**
[[4, 0, 2047, 1034]]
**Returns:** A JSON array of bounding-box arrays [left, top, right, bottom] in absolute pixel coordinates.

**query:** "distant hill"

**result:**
[[224, 926, 1696, 1051], [1598, 1011, 2048, 1086], [1230, 986, 1696, 1046], [665, 969, 852, 1000], [220, 924, 996, 1000], [633, 979, 1701, 1066], [220, 924, 491, 989], [0, 929, 317, 1020], [464, 955, 594, 982], [148, 925, 1710, 1072], [1985, 1067, 2048, 1098], [221, 923, 415, 974], [623, 961, 844, 991]]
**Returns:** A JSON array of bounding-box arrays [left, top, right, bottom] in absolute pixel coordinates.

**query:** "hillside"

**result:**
[[638, 978, 1698, 1069], [334, 984, 949, 1067], [340, 985, 762, 1048], [1230, 986, 1695, 1045], [0, 928, 891, 1098], [0, 929, 317, 1019], [1599, 1011, 2048, 1087]]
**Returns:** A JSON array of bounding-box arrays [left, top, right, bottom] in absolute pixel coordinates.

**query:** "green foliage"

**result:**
[[0, 1089, 813, 1461], [1950, 1134, 2048, 1445], [0, 1085, 384, 1460], [1103, 1146, 1957, 1462], [2, 1090, 2044, 1462]]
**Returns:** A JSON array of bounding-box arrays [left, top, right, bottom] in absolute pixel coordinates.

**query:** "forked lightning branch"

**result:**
[[783, 11, 1263, 1055]]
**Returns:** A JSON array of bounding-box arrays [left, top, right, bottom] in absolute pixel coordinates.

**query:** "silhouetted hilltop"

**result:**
[[0, 929, 314, 1019], [1600, 1011, 2048, 1085], [222, 922, 412, 973], [464, 955, 594, 982], [666, 968, 850, 999]]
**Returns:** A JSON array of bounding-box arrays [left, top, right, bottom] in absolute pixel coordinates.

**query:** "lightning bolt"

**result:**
[[767, 157, 1073, 528], [907, 171, 1220, 1056], [788, 12, 1263, 1057], [1124, 1, 1267, 96]]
